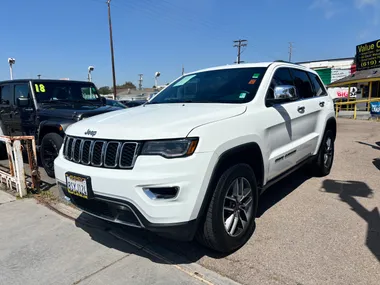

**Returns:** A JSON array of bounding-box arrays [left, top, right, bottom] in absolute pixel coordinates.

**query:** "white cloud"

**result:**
[[355, 0, 379, 8], [310, 0, 338, 19]]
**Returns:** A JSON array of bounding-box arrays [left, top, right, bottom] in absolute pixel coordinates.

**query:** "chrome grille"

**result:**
[[64, 136, 138, 169]]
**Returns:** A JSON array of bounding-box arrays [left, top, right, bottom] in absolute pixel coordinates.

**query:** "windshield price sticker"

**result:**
[[174, 75, 197, 87], [35, 84, 46, 92]]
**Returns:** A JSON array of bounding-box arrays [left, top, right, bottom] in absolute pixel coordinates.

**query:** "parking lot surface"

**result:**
[[1, 118, 379, 285]]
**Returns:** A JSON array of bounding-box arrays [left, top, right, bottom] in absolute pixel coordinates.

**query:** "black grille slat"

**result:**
[[105, 142, 120, 167], [120, 143, 137, 168], [73, 140, 82, 162], [63, 136, 137, 169], [65, 138, 74, 160], [81, 141, 92, 164], [92, 141, 105, 166]]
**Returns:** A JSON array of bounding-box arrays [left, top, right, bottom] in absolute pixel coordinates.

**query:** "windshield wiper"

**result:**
[[39, 100, 72, 106]]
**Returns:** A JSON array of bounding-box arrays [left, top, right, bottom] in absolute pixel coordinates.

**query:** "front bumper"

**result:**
[[54, 152, 215, 239]]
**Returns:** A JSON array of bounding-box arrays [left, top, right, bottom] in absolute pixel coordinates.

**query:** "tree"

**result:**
[[117, 81, 136, 89], [98, 86, 111, 94]]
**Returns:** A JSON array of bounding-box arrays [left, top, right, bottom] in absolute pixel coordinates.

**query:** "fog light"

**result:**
[[143, 187, 179, 200]]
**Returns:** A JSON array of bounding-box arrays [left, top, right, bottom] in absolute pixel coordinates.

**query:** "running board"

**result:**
[[259, 155, 314, 193]]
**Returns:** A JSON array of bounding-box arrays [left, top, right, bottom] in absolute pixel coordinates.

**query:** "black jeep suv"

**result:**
[[0, 79, 122, 177]]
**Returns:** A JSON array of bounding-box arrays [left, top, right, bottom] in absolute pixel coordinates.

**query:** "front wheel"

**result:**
[[313, 129, 335, 177], [196, 163, 258, 253], [40, 133, 63, 178]]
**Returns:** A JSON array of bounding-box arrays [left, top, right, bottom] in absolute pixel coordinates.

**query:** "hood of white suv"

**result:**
[[66, 103, 246, 140]]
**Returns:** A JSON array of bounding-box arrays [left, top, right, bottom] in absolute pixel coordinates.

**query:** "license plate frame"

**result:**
[[65, 172, 94, 199]]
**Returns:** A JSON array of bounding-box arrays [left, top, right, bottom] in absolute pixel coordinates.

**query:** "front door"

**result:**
[[263, 67, 308, 181], [12, 83, 36, 136]]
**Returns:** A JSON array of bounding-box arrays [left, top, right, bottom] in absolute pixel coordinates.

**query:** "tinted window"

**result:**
[[0, 85, 12, 105], [290, 69, 314, 99], [14, 84, 30, 103], [267, 68, 294, 100], [308, 72, 327, 97], [149, 67, 267, 104], [32, 81, 101, 102]]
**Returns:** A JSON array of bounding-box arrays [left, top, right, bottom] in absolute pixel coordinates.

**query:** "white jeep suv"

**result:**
[[54, 61, 336, 253]]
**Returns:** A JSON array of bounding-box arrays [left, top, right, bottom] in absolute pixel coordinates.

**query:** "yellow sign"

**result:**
[[34, 84, 46, 92]]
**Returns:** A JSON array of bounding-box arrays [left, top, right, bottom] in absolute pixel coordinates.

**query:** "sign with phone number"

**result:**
[[356, 39, 380, 71]]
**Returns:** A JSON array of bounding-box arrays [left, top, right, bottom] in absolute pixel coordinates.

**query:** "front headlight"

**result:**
[[141, 138, 199, 158]]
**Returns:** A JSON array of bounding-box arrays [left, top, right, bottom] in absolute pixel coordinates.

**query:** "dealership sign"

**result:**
[[331, 69, 351, 83], [370, 102, 380, 114], [355, 39, 380, 71]]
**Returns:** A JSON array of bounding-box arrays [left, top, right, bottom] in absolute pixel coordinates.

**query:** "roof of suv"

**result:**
[[0, 79, 93, 84], [186, 60, 315, 75]]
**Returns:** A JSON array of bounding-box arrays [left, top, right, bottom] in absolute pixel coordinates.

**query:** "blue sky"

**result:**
[[1, 0, 379, 87]]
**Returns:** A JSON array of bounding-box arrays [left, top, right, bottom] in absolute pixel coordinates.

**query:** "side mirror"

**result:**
[[100, 97, 107, 105], [17, 97, 30, 107], [273, 85, 297, 100]]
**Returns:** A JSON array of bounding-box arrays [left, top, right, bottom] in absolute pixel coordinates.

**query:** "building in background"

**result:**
[[297, 57, 356, 99]]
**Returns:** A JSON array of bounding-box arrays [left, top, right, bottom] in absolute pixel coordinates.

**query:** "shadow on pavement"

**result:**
[[356, 141, 380, 151], [74, 168, 313, 264], [321, 180, 380, 262], [373, 158, 380, 171], [257, 168, 311, 217]]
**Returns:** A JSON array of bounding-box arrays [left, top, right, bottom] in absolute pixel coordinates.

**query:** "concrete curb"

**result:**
[[44, 199, 242, 285]]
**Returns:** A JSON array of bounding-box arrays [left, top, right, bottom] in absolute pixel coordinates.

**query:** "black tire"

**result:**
[[196, 163, 258, 253], [40, 133, 63, 178], [313, 129, 335, 177]]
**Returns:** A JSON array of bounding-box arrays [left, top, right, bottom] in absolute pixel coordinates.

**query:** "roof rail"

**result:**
[[273, 60, 300, 65]]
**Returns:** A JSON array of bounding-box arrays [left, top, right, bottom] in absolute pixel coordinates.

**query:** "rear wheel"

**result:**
[[196, 163, 258, 253], [40, 133, 63, 178]]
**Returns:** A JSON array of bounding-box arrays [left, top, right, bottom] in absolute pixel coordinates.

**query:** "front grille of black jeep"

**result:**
[[63, 136, 139, 169]]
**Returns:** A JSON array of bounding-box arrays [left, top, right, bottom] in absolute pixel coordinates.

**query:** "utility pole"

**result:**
[[182, 64, 184, 75], [233, 39, 247, 64], [107, 0, 117, 100], [138, 74, 143, 90], [288, 42, 294, 62]]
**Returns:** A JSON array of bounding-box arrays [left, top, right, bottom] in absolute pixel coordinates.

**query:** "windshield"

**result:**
[[107, 99, 127, 108], [32, 81, 101, 103], [149, 67, 267, 104]]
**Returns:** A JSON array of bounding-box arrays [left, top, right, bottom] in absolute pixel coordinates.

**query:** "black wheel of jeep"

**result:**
[[314, 129, 335, 177], [196, 163, 258, 253], [40, 133, 63, 178]]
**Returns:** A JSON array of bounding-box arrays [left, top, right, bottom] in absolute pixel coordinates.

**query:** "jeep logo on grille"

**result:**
[[84, 129, 97, 137]]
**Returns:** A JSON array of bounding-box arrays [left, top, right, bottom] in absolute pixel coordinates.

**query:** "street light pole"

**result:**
[[8, 58, 15, 80], [107, 0, 117, 100]]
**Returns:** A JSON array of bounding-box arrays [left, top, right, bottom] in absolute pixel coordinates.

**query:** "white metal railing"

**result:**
[[0, 136, 39, 197]]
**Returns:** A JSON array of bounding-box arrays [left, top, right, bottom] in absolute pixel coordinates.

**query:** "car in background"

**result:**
[[147, 93, 157, 100], [120, 99, 147, 108], [106, 99, 127, 108], [0, 79, 122, 177]]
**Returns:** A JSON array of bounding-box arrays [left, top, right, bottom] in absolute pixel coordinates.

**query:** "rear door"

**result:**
[[0, 84, 13, 136], [288, 68, 323, 163]]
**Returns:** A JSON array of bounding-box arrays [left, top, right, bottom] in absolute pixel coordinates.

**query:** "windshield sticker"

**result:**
[[239, 92, 247, 99], [252, 73, 260, 79], [248, 79, 256, 85], [173, 75, 196, 87], [34, 84, 46, 92]]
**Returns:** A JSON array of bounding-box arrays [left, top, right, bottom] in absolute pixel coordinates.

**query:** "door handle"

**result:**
[[319, 101, 325, 107], [297, 106, 305, 113], [13, 111, 19, 115]]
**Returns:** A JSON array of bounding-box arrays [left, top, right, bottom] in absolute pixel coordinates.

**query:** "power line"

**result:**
[[233, 39, 248, 64], [107, 0, 117, 100], [288, 42, 294, 62]]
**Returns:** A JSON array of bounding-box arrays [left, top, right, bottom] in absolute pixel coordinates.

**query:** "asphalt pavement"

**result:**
[[0, 191, 239, 285]]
